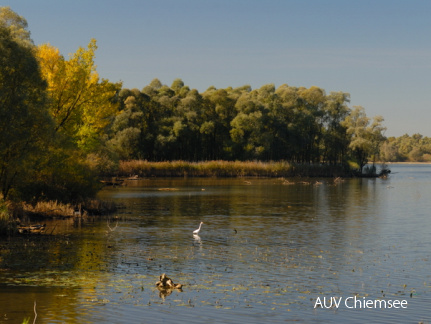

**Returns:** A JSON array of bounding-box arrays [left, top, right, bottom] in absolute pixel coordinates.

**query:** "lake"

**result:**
[[1, 164, 431, 323]]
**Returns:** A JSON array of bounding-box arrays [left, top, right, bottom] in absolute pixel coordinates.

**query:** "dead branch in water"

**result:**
[[33, 301, 37, 324]]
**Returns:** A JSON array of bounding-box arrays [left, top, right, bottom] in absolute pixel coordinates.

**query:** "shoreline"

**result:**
[[384, 161, 431, 164]]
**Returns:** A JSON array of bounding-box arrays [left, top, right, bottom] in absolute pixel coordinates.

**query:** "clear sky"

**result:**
[[5, 0, 431, 137]]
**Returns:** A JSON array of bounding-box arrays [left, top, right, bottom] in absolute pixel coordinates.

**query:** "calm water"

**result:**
[[1, 164, 431, 323]]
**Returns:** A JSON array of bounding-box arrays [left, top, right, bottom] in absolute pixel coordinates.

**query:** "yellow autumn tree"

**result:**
[[37, 39, 121, 152], [25, 39, 122, 202]]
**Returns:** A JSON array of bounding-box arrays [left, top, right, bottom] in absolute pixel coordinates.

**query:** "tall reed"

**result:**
[[117, 160, 349, 178]]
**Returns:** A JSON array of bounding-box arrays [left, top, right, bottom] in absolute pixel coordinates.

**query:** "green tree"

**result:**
[[230, 89, 269, 159], [0, 15, 53, 199], [174, 89, 203, 160], [0, 7, 32, 47], [272, 84, 299, 161], [341, 106, 386, 173], [201, 87, 237, 160], [295, 86, 326, 163], [322, 91, 350, 164], [380, 138, 401, 162], [108, 92, 144, 159], [171, 78, 185, 95]]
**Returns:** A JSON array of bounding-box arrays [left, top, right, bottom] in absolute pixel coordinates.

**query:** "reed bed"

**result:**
[[118, 160, 349, 178], [21, 201, 75, 218], [5, 199, 117, 221]]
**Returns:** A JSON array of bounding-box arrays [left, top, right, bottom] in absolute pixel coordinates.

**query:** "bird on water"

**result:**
[[193, 222, 204, 234]]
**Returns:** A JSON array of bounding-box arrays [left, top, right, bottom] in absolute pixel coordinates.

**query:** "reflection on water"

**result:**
[[1, 165, 431, 323]]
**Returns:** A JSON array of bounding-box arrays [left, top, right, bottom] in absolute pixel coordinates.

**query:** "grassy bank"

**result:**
[[117, 160, 350, 178], [12, 200, 117, 219], [0, 199, 118, 235]]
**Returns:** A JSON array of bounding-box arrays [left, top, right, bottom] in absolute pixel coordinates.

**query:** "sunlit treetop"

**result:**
[[0, 7, 33, 47]]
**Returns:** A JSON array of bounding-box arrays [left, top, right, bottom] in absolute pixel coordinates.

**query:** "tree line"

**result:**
[[381, 134, 431, 162], [110, 80, 386, 171], [1, 7, 389, 204]]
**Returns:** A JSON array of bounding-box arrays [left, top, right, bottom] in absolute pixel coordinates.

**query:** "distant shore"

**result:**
[[381, 162, 431, 164]]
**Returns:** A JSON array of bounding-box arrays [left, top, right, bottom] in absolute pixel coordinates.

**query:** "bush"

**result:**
[[12, 150, 102, 204]]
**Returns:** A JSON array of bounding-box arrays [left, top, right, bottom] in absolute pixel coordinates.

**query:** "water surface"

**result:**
[[1, 164, 431, 323]]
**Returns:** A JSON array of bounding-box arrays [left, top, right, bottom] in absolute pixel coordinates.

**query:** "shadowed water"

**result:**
[[1, 164, 431, 323]]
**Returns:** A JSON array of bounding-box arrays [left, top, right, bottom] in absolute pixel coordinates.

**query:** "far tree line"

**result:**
[[110, 80, 385, 172], [381, 134, 431, 162], [0, 6, 426, 205]]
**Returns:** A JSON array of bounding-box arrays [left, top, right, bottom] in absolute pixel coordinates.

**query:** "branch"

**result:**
[[33, 301, 37, 324]]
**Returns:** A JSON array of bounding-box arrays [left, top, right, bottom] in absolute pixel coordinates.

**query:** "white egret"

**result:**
[[193, 222, 204, 234]]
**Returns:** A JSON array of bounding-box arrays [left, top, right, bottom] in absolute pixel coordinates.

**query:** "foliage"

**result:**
[[36, 40, 122, 153], [0, 16, 53, 199], [107, 80, 386, 168], [14, 146, 102, 203], [341, 106, 386, 172], [381, 134, 431, 162], [0, 7, 32, 47], [0, 7, 119, 203]]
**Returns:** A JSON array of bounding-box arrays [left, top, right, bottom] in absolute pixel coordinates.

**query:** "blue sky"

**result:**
[[5, 0, 431, 137]]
